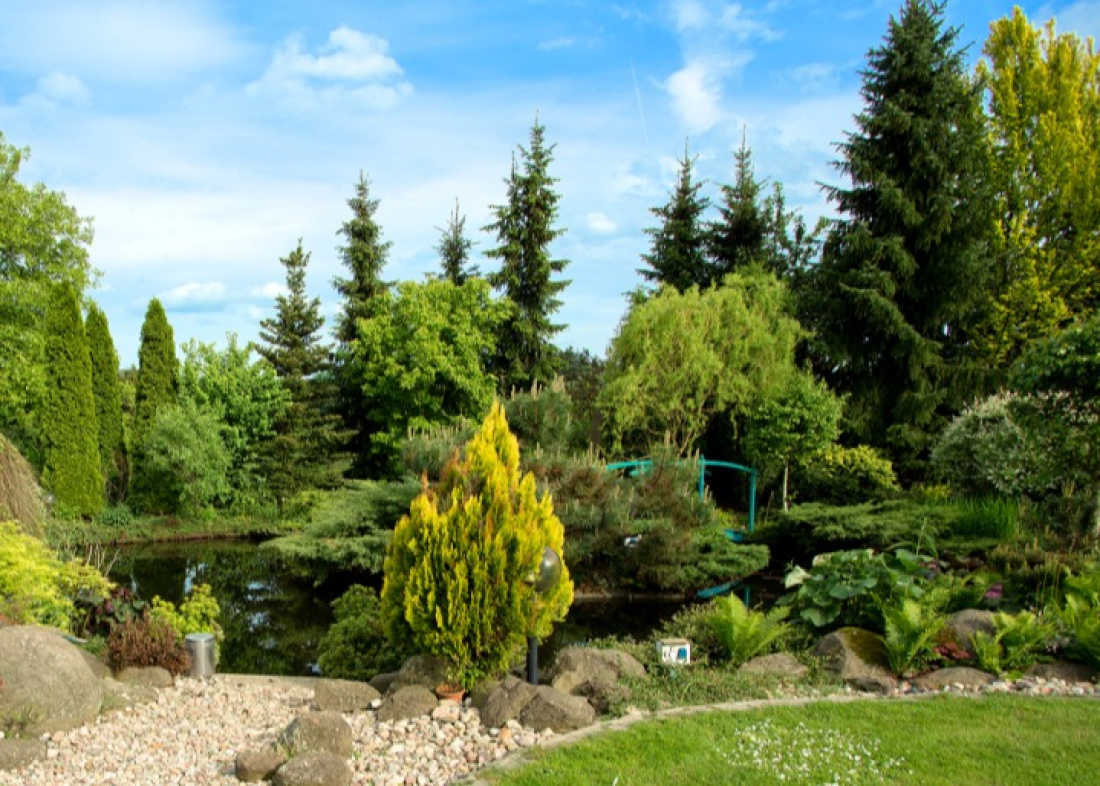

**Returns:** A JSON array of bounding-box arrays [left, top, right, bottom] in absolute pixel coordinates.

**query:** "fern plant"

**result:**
[[972, 611, 1056, 676], [708, 594, 790, 666], [880, 597, 946, 677], [1056, 563, 1100, 669]]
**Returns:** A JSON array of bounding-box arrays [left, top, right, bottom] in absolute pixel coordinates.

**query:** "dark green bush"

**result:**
[[503, 378, 578, 454], [401, 422, 474, 481], [316, 585, 407, 680]]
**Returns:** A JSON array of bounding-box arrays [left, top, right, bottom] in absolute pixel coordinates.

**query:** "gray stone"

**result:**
[[235, 747, 288, 782], [77, 648, 111, 680], [313, 679, 381, 712], [368, 671, 399, 695], [468, 678, 501, 712], [0, 626, 103, 735], [914, 666, 996, 691], [115, 666, 173, 688], [547, 647, 646, 687], [481, 676, 538, 729], [575, 678, 630, 715], [517, 685, 596, 733], [374, 685, 438, 723], [1025, 661, 1099, 684], [272, 751, 352, 786], [739, 653, 809, 680], [0, 738, 47, 771], [946, 610, 996, 653], [812, 628, 893, 681], [100, 677, 158, 713], [278, 711, 354, 758], [386, 655, 450, 693]]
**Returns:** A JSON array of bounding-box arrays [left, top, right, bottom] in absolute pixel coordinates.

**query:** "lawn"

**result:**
[[483, 695, 1100, 785]]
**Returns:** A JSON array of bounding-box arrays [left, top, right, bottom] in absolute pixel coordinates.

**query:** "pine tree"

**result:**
[[639, 141, 710, 292], [257, 240, 342, 501], [803, 0, 991, 475], [41, 284, 103, 516], [485, 118, 570, 390], [437, 200, 478, 285], [85, 302, 126, 501], [708, 133, 768, 278]]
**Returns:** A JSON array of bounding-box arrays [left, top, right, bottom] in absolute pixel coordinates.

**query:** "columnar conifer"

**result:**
[[85, 302, 126, 501]]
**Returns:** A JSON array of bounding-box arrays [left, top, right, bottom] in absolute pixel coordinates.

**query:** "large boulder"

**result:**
[[518, 686, 596, 733], [914, 666, 996, 691], [272, 751, 352, 786], [77, 649, 112, 680], [385, 655, 450, 694], [0, 738, 47, 771], [375, 685, 438, 723], [278, 712, 354, 758], [945, 610, 995, 653], [313, 679, 381, 712], [1025, 661, 1099, 684], [115, 666, 173, 688], [812, 627, 895, 693], [481, 676, 538, 729], [236, 747, 289, 782], [100, 677, 158, 713], [547, 648, 645, 693], [739, 653, 809, 680], [0, 626, 103, 734]]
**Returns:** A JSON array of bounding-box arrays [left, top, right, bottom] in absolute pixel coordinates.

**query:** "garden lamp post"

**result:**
[[527, 545, 563, 685]]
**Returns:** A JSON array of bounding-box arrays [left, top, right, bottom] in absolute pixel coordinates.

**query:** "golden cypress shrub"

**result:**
[[381, 401, 573, 687], [0, 434, 46, 536]]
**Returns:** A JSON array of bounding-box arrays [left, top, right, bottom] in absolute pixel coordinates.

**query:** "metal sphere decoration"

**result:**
[[534, 546, 562, 595]]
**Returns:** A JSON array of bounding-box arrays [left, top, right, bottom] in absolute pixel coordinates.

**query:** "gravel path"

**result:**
[[0, 676, 550, 786]]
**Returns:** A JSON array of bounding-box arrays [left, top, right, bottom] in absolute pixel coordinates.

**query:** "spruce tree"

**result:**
[[41, 284, 103, 516], [485, 118, 570, 390], [639, 141, 710, 293], [85, 302, 126, 501], [257, 240, 342, 501], [803, 0, 991, 475], [707, 133, 768, 278], [436, 200, 477, 285]]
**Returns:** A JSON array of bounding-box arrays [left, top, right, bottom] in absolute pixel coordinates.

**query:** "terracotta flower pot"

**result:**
[[435, 683, 465, 702]]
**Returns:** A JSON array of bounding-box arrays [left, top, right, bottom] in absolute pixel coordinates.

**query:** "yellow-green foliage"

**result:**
[[381, 402, 574, 687], [0, 520, 111, 630], [150, 583, 223, 645]]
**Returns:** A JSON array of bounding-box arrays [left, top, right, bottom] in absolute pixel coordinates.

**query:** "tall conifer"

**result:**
[[41, 284, 103, 516], [436, 200, 477, 285], [131, 298, 178, 509], [639, 142, 710, 293], [85, 302, 126, 501]]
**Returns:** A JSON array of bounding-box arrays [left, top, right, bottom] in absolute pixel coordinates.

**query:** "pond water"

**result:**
[[108, 539, 778, 676]]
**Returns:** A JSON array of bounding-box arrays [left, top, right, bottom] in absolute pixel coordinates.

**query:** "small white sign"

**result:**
[[657, 638, 691, 666]]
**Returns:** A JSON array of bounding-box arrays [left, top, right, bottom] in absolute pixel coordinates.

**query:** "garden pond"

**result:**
[[107, 539, 781, 676]]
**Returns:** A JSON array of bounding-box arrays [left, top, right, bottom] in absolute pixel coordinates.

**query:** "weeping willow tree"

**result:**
[[381, 401, 573, 687]]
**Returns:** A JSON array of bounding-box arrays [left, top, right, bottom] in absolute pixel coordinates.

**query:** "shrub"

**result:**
[[708, 594, 790, 666], [879, 597, 946, 677], [381, 402, 574, 688], [657, 603, 724, 663], [73, 584, 147, 639], [1055, 563, 1100, 669], [971, 611, 1056, 676], [503, 378, 578, 454], [139, 399, 232, 516], [797, 444, 899, 505], [402, 422, 474, 481], [930, 393, 1030, 498], [150, 582, 223, 645], [0, 435, 46, 536], [317, 585, 407, 680], [107, 612, 191, 675]]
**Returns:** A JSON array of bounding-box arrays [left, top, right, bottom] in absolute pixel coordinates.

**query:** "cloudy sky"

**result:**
[[1, 0, 1097, 366]]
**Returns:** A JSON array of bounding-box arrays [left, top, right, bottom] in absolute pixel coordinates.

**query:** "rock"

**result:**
[[100, 677, 158, 713], [481, 676, 538, 729], [272, 751, 352, 786], [375, 686, 438, 723], [811, 628, 895, 691], [77, 649, 111, 681], [0, 737, 47, 771], [235, 747, 288, 782], [739, 653, 809, 680], [945, 610, 995, 652], [914, 667, 996, 691], [368, 671, 399, 695], [468, 678, 501, 712], [278, 711, 354, 758], [313, 679, 381, 712], [115, 666, 174, 688], [1025, 661, 1099, 684], [517, 686, 596, 733], [547, 647, 645, 691], [432, 701, 462, 723], [0, 626, 103, 734], [575, 679, 629, 715], [386, 655, 450, 693]]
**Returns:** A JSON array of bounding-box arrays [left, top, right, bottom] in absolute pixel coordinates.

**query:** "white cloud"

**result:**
[[665, 61, 727, 133], [671, 0, 709, 30], [1045, 2, 1100, 40], [539, 37, 578, 50], [0, 0, 246, 84], [586, 212, 618, 234], [720, 4, 781, 42], [20, 72, 91, 108], [161, 282, 226, 307], [249, 26, 412, 110], [250, 282, 289, 299]]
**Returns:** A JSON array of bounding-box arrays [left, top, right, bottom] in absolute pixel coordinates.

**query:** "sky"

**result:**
[[1, 0, 1098, 367]]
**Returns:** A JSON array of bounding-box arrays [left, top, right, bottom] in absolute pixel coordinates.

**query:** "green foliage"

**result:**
[[944, 497, 1021, 541], [803, 0, 992, 474], [484, 118, 569, 390], [640, 142, 710, 292], [797, 444, 900, 506], [150, 582, 223, 645], [401, 422, 474, 481], [85, 302, 126, 502], [1055, 563, 1100, 669], [879, 597, 946, 676], [140, 399, 232, 516], [354, 278, 507, 476], [264, 478, 420, 576], [107, 612, 191, 675], [971, 611, 1056, 676], [600, 269, 803, 457], [72, 584, 147, 639], [437, 200, 478, 285], [0, 434, 46, 535], [41, 284, 104, 517], [504, 378, 578, 455], [930, 393, 1030, 498], [708, 594, 790, 667], [316, 585, 407, 680], [132, 298, 178, 446], [0, 520, 75, 628], [657, 603, 724, 663], [381, 403, 574, 687]]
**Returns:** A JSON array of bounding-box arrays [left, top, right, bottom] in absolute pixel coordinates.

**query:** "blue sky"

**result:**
[[1, 1, 1097, 366]]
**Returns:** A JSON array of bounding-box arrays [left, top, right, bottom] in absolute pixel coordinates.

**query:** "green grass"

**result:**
[[485, 696, 1100, 785]]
